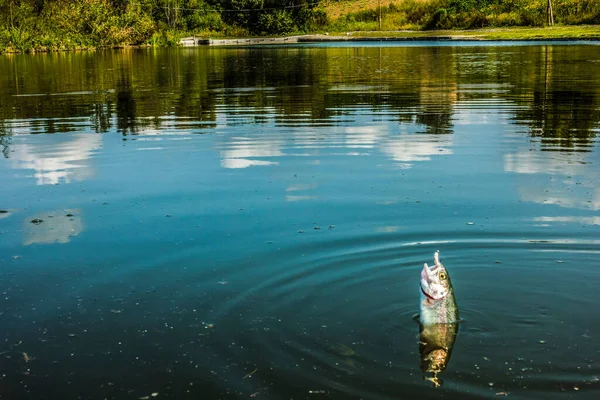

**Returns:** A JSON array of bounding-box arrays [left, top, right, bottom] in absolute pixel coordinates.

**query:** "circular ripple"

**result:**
[[200, 229, 600, 398]]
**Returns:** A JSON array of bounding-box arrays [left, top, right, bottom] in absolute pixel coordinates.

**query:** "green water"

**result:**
[[1, 42, 599, 399]]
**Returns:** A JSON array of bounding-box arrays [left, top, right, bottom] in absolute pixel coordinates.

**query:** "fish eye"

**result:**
[[438, 271, 447, 280]]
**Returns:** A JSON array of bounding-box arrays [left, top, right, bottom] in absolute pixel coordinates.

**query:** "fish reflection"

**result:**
[[419, 251, 459, 387], [419, 322, 459, 387], [23, 210, 83, 245], [10, 134, 102, 185]]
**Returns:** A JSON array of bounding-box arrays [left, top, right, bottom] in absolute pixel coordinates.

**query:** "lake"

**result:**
[[1, 41, 600, 399]]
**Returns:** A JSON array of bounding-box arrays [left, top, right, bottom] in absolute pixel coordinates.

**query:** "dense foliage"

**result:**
[[0, 0, 325, 52], [0, 0, 599, 52], [213, 0, 327, 34]]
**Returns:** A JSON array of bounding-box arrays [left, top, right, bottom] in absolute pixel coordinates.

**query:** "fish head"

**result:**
[[420, 251, 453, 301]]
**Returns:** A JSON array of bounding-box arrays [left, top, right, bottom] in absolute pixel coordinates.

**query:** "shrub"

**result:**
[[490, 12, 524, 26], [428, 8, 449, 29], [258, 10, 295, 34]]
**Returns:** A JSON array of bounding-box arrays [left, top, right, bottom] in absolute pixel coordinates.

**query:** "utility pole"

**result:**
[[378, 0, 382, 31], [547, 0, 554, 26]]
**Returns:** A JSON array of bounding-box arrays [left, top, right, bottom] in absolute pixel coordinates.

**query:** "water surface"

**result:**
[[1, 42, 600, 399]]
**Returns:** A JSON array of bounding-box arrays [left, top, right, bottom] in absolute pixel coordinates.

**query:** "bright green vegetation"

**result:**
[[0, 0, 324, 53], [327, 0, 600, 32], [0, 0, 599, 53]]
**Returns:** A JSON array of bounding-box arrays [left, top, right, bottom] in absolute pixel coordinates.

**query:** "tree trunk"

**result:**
[[547, 0, 554, 26]]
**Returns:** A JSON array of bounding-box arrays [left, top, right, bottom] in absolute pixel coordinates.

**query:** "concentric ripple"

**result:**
[[196, 229, 600, 399]]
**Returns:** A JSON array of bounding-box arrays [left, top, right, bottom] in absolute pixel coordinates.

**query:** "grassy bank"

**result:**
[[333, 25, 600, 40], [0, 0, 599, 54]]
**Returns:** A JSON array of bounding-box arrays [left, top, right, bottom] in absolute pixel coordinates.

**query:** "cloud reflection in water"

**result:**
[[10, 134, 102, 185], [505, 150, 600, 211], [217, 125, 452, 170], [23, 210, 84, 245]]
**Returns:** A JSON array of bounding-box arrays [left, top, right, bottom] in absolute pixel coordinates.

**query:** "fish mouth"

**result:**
[[420, 251, 444, 300], [421, 262, 438, 282], [421, 285, 436, 301], [420, 264, 436, 300]]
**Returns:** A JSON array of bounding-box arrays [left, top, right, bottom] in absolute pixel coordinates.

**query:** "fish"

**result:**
[[418, 251, 459, 387], [420, 251, 459, 325]]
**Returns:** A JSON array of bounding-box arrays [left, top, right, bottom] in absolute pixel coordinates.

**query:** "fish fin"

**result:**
[[424, 373, 443, 388]]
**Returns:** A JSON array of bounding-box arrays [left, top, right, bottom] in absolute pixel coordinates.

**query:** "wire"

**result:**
[[128, 1, 322, 13]]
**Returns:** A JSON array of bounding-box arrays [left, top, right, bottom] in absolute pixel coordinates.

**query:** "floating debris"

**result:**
[[249, 388, 269, 398], [466, 222, 474, 225], [243, 368, 258, 379], [0, 210, 8, 214], [110, 309, 123, 314], [30, 218, 43, 224]]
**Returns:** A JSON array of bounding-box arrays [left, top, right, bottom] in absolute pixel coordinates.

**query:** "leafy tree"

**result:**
[[213, 0, 325, 34]]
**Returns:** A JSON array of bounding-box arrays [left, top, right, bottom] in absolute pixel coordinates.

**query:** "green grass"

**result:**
[[336, 25, 600, 40]]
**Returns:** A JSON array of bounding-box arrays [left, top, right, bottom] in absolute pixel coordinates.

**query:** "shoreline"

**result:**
[[181, 33, 600, 46], [2, 26, 599, 54], [182, 26, 600, 46]]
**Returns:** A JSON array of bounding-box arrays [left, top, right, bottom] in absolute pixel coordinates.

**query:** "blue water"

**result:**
[[1, 43, 600, 399], [297, 39, 600, 47]]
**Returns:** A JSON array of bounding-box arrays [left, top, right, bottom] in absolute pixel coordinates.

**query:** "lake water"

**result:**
[[1, 42, 600, 399]]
